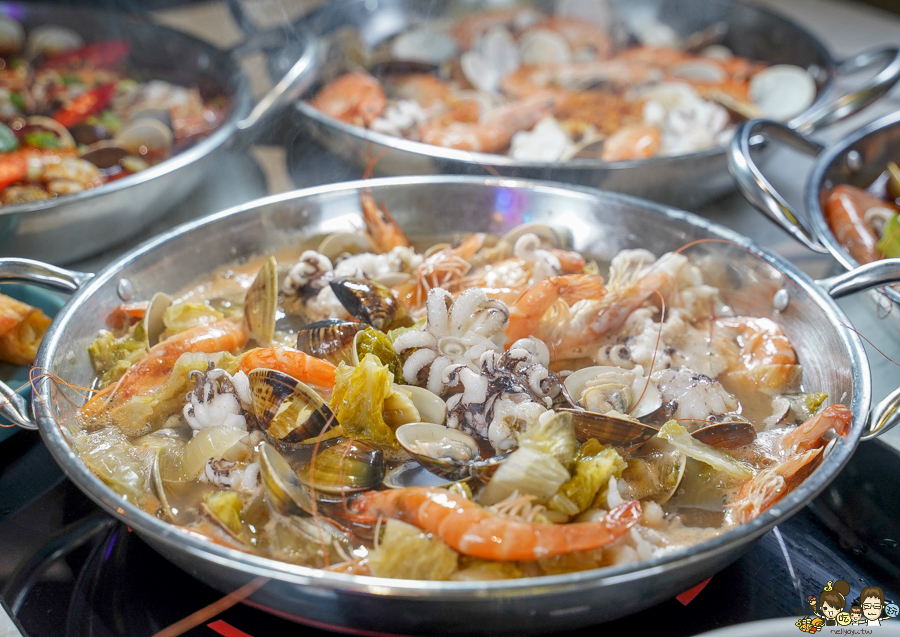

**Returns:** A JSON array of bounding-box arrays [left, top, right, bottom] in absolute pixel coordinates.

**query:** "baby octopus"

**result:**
[[183, 363, 251, 432]]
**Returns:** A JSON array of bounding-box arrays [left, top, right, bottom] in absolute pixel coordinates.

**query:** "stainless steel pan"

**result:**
[[729, 112, 900, 332], [2, 177, 900, 635], [289, 0, 900, 209], [0, 2, 317, 264]]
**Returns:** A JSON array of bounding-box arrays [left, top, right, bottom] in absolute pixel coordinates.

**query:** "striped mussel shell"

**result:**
[[248, 368, 339, 446]]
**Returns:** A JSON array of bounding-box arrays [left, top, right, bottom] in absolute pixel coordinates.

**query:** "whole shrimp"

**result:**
[[715, 316, 800, 391], [351, 487, 641, 560], [310, 72, 386, 126], [730, 404, 850, 523], [824, 185, 894, 264], [397, 233, 487, 308], [237, 346, 336, 392], [81, 320, 247, 419]]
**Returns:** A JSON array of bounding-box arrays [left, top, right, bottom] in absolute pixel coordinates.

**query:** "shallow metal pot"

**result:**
[[1, 177, 900, 635], [290, 0, 900, 209], [0, 3, 317, 264], [729, 112, 900, 333]]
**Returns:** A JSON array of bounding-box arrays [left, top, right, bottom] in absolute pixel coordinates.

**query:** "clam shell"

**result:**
[[25, 116, 76, 149], [749, 65, 816, 121], [143, 292, 172, 348], [396, 422, 480, 481], [391, 28, 457, 65], [318, 232, 374, 262], [519, 30, 571, 65], [330, 277, 403, 331], [558, 407, 659, 450], [383, 385, 447, 429], [564, 365, 661, 419], [248, 368, 339, 445], [299, 439, 384, 495], [296, 318, 366, 366], [0, 17, 24, 55], [25, 25, 84, 58], [80, 142, 128, 169], [115, 117, 174, 155], [383, 461, 461, 489], [622, 438, 686, 504], [259, 441, 312, 516], [500, 223, 567, 250], [150, 448, 176, 521], [245, 256, 278, 347], [690, 421, 756, 449]]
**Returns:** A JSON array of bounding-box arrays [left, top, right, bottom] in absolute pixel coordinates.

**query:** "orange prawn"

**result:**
[[715, 316, 800, 390], [237, 346, 336, 391], [310, 72, 386, 126], [81, 320, 247, 418], [352, 487, 641, 561], [731, 404, 850, 523], [600, 125, 662, 162], [397, 232, 487, 307], [824, 185, 893, 264]]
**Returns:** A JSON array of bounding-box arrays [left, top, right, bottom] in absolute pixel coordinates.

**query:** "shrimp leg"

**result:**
[[352, 487, 641, 561]]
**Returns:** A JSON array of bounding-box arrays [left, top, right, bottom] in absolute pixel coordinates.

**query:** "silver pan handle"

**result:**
[[229, 24, 320, 132], [728, 118, 826, 252], [791, 47, 900, 133], [0, 258, 93, 430], [817, 263, 900, 440]]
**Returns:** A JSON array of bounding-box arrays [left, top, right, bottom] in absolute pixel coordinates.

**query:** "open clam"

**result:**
[[330, 277, 407, 330], [259, 441, 313, 516], [245, 256, 278, 347], [296, 318, 366, 366], [620, 438, 687, 505], [115, 117, 175, 156], [558, 407, 659, 450], [143, 292, 172, 348], [248, 368, 340, 446], [150, 448, 176, 521], [564, 365, 662, 419], [317, 232, 375, 262], [396, 422, 481, 481], [689, 421, 756, 449], [299, 439, 385, 495], [24, 116, 76, 150], [383, 461, 461, 489]]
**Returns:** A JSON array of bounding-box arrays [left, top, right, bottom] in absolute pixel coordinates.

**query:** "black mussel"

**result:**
[[296, 318, 367, 366], [330, 277, 407, 330], [248, 368, 340, 445]]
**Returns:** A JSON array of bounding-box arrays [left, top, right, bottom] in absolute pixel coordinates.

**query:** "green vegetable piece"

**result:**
[[657, 420, 754, 480], [355, 327, 403, 383], [549, 440, 626, 515], [0, 122, 18, 152], [330, 354, 398, 448], [478, 445, 570, 506], [203, 490, 243, 536], [24, 130, 61, 149], [877, 212, 900, 259], [368, 519, 458, 580], [518, 410, 578, 470], [98, 110, 122, 133], [162, 301, 224, 338], [9, 91, 25, 112], [88, 328, 148, 386], [60, 74, 82, 86]]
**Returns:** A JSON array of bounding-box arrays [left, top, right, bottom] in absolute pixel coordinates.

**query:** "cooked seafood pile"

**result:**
[[309, 3, 816, 162], [824, 160, 900, 264], [0, 291, 50, 365], [74, 198, 850, 581], [0, 17, 225, 206]]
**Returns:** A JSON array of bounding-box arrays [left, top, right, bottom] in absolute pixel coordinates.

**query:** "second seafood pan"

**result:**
[[729, 111, 900, 333], [289, 0, 900, 208], [0, 2, 317, 264], [2, 176, 900, 635]]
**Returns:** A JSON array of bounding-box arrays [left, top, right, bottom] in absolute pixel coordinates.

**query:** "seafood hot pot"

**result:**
[[0, 2, 317, 264], [729, 111, 900, 333], [288, 0, 900, 208], [2, 177, 900, 635]]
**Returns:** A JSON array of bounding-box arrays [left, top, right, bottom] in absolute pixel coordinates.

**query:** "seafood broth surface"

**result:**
[[71, 221, 851, 581]]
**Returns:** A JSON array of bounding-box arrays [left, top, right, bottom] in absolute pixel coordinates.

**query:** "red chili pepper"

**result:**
[[52, 83, 116, 129], [43, 40, 130, 69], [0, 152, 27, 190]]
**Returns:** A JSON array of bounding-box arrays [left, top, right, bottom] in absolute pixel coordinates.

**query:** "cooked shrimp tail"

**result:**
[[351, 487, 641, 560], [237, 346, 336, 391]]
